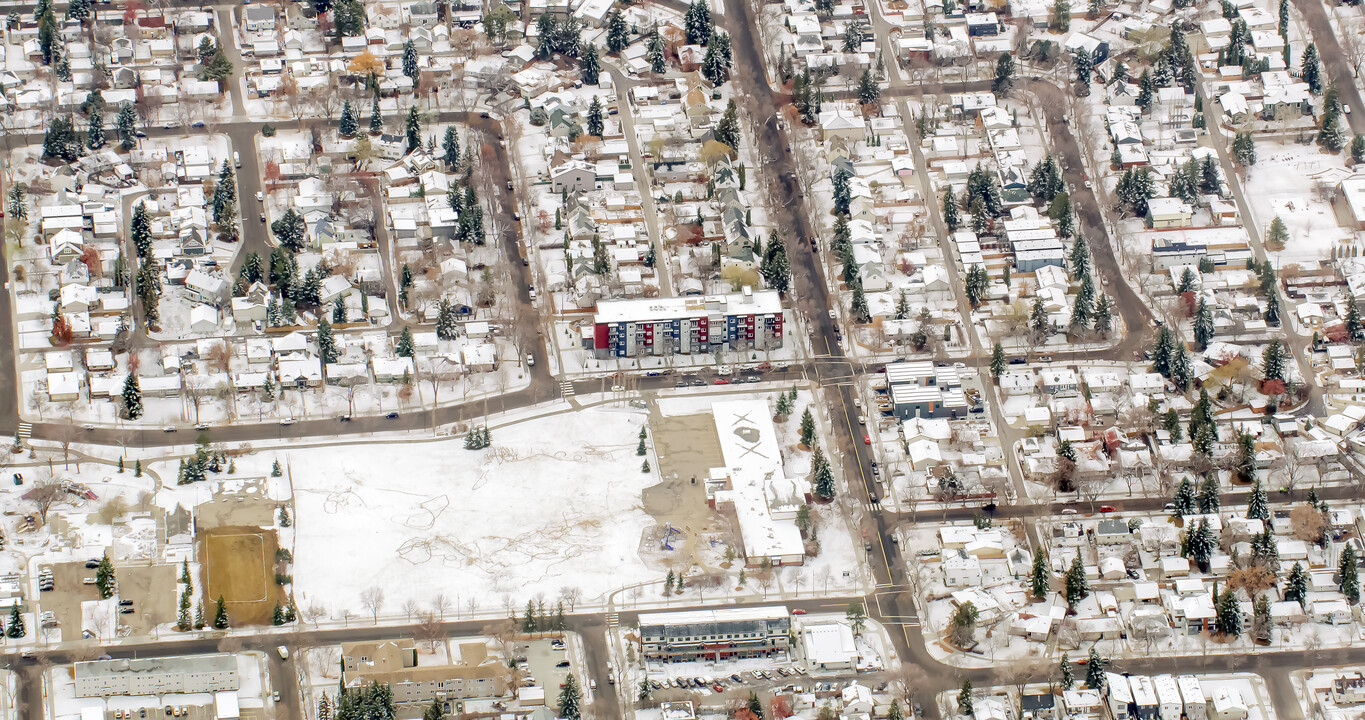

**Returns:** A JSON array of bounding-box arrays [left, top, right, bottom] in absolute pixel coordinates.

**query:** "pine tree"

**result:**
[[1092, 294, 1113, 336], [95, 554, 116, 599], [339, 101, 358, 137], [402, 40, 419, 85], [116, 102, 137, 151], [1262, 340, 1287, 382], [1301, 43, 1322, 94], [1193, 297, 1215, 349], [586, 96, 604, 138], [1233, 132, 1257, 166], [214, 595, 229, 628], [272, 601, 286, 626], [811, 447, 835, 500], [1085, 648, 1106, 689], [1187, 518, 1216, 572], [942, 186, 961, 231], [131, 201, 152, 257], [1029, 546, 1049, 599], [1252, 593, 1273, 643], [761, 235, 791, 292], [606, 9, 629, 54], [958, 680, 974, 716], [1215, 586, 1242, 636], [580, 42, 601, 85], [122, 374, 142, 420], [1172, 477, 1196, 516], [1198, 474, 1221, 513], [213, 160, 236, 226], [369, 96, 383, 134], [1341, 543, 1360, 603], [799, 407, 816, 447], [1064, 556, 1088, 609], [558, 674, 582, 720], [397, 327, 415, 359], [1060, 654, 1075, 690], [857, 67, 880, 105], [990, 342, 1006, 380], [1030, 295, 1050, 338], [1285, 562, 1309, 606], [713, 100, 740, 151], [7, 604, 24, 638], [405, 106, 422, 152], [647, 25, 666, 74], [992, 52, 1015, 96]]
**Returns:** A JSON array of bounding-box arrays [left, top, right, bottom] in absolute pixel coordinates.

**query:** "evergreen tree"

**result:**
[[405, 106, 422, 152], [339, 101, 358, 137], [42, 115, 82, 162], [213, 161, 236, 226], [1085, 648, 1106, 689], [116, 102, 137, 151], [1073, 47, 1092, 88], [647, 25, 667, 74], [811, 446, 835, 500], [1301, 43, 1322, 93], [606, 9, 629, 54], [992, 52, 1015, 96], [272, 208, 307, 251], [857, 68, 880, 105], [1252, 593, 1273, 643], [317, 316, 338, 364], [122, 373, 143, 420], [568, 36, 595, 81], [1052, 0, 1071, 31], [1233, 132, 1257, 166], [799, 407, 816, 447], [369, 96, 384, 135], [95, 554, 116, 599], [702, 42, 728, 86], [942, 186, 960, 231], [213, 596, 229, 629], [1286, 562, 1309, 606], [1030, 295, 1050, 338], [1172, 477, 1196, 516], [990, 342, 1006, 380], [6, 604, 24, 638], [1059, 654, 1075, 690], [1194, 297, 1214, 349], [1215, 586, 1242, 636], [714, 100, 740, 151], [1064, 557, 1089, 609], [760, 235, 791, 292], [1093, 294, 1113, 336], [684, 0, 713, 45], [1262, 340, 1287, 382], [958, 680, 974, 716], [558, 675, 583, 720], [402, 40, 419, 85], [1187, 518, 1216, 572], [1341, 543, 1360, 603], [1030, 546, 1049, 599], [397, 327, 415, 359], [1346, 296, 1363, 340], [1198, 474, 1221, 514], [272, 601, 286, 626]]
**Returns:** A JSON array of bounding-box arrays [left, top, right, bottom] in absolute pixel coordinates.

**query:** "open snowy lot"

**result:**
[[286, 405, 659, 620], [1242, 142, 1353, 267]]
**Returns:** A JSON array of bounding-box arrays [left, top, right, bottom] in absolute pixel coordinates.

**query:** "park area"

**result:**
[[284, 405, 663, 622], [200, 525, 284, 626]]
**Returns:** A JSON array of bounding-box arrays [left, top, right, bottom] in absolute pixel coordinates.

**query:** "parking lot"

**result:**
[[517, 637, 583, 697], [40, 559, 105, 642], [643, 662, 810, 698]]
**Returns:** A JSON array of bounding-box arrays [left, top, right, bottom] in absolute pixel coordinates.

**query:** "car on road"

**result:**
[[337, 416, 351, 422], [970, 406, 984, 413], [259, 213, 267, 222], [555, 661, 570, 668], [676, 380, 689, 388], [743, 375, 760, 383], [255, 191, 263, 202], [717, 365, 733, 376], [526, 354, 535, 367], [386, 412, 399, 419], [713, 378, 730, 385], [646, 370, 666, 377], [691, 378, 706, 387], [1009, 357, 1025, 364], [191, 121, 205, 128], [828, 309, 836, 319], [1099, 505, 1117, 513], [162, 426, 177, 433], [863, 434, 871, 444], [279, 419, 295, 426], [857, 414, 867, 425], [791, 608, 807, 615]]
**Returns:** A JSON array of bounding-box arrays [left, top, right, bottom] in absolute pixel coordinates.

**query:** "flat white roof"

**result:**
[[638, 606, 789, 627], [595, 289, 782, 324], [713, 399, 783, 474]]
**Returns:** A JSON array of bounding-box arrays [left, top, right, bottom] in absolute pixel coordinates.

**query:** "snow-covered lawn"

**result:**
[[285, 405, 660, 621], [1242, 142, 1353, 267]]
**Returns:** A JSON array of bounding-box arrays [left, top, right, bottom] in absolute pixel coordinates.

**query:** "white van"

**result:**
[[276, 646, 289, 660], [233, 152, 241, 168]]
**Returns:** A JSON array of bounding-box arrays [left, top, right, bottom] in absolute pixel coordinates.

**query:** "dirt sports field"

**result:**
[[199, 526, 283, 626]]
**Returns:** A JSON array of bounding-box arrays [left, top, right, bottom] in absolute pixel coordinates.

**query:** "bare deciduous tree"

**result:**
[[29, 476, 68, 524], [360, 586, 385, 624]]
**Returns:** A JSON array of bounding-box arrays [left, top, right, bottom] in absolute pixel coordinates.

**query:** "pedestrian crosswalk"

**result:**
[[605, 611, 618, 629], [17, 422, 31, 442], [560, 380, 576, 397]]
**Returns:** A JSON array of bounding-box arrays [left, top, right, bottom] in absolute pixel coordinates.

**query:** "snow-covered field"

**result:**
[[1242, 142, 1353, 267], [285, 405, 660, 620]]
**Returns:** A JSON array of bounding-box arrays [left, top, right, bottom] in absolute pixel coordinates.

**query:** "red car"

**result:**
[[863, 434, 871, 444], [1099, 505, 1117, 513], [714, 378, 729, 385], [791, 609, 807, 615]]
